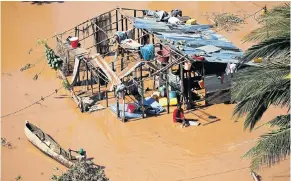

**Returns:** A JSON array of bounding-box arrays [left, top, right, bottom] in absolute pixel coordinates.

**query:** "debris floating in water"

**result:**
[[20, 64, 33, 72], [51, 162, 109, 181], [203, 12, 245, 32]]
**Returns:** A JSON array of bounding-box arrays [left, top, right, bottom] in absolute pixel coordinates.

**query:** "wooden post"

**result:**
[[121, 15, 124, 31], [121, 48, 124, 71], [126, 50, 129, 68], [91, 22, 98, 53], [153, 59, 157, 90], [166, 68, 170, 114], [90, 69, 94, 95], [105, 83, 108, 107], [109, 11, 112, 31], [180, 63, 184, 106], [140, 64, 144, 118], [137, 29, 140, 43], [122, 90, 126, 122], [98, 68, 101, 94], [152, 34, 155, 44], [134, 10, 137, 41], [112, 62, 115, 72], [117, 96, 120, 118], [86, 63, 89, 90], [125, 18, 128, 31], [187, 70, 191, 108], [116, 10, 119, 31]]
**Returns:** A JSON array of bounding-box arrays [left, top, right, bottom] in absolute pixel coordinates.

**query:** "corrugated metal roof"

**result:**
[[133, 17, 258, 66]]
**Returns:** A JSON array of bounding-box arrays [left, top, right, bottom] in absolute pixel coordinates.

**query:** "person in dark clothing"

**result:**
[[173, 104, 190, 128]]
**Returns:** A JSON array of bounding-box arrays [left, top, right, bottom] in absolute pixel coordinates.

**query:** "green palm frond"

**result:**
[[268, 114, 290, 128], [232, 61, 290, 131], [243, 3, 290, 42], [241, 36, 290, 63], [234, 3, 291, 171], [256, 115, 290, 130], [244, 18, 290, 42], [243, 125, 290, 171]]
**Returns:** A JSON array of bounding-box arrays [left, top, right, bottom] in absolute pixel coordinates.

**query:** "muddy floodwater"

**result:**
[[1, 1, 290, 181]]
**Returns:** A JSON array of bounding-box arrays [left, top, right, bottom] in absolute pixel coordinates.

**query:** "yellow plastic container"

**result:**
[[284, 74, 291, 79], [186, 19, 197, 25], [253, 57, 262, 63], [159, 97, 178, 106]]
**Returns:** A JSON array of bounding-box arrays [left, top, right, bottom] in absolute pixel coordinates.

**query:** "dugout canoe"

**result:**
[[24, 120, 76, 168]]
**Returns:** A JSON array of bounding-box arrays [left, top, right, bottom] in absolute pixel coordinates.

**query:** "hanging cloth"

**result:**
[[140, 44, 155, 61]]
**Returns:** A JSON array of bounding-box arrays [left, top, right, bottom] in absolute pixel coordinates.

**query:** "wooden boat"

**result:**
[[24, 120, 76, 168]]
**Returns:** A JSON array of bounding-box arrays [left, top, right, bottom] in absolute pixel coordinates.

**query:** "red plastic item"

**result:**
[[70, 37, 79, 49], [192, 55, 205, 61], [157, 49, 170, 63], [127, 103, 136, 113], [198, 80, 205, 89]]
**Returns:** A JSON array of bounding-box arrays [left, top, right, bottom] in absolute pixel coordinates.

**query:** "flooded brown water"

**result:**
[[1, 1, 289, 181]]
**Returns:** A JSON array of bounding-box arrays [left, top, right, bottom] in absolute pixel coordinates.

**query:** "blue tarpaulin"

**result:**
[[133, 16, 258, 66]]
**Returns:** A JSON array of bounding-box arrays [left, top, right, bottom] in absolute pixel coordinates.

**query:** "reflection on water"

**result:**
[[1, 1, 289, 181]]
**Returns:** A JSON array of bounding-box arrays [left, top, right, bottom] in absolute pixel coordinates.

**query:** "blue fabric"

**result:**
[[115, 31, 127, 42], [138, 97, 165, 114], [110, 104, 143, 119], [140, 44, 155, 61]]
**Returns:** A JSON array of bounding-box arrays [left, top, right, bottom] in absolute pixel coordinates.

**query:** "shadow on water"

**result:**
[[22, 1, 64, 5]]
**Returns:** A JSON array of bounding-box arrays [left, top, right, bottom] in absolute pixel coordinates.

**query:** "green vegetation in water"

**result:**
[[1, 137, 13, 149], [203, 12, 245, 32], [62, 79, 71, 90], [44, 44, 63, 71], [51, 162, 109, 181], [15, 175, 22, 181]]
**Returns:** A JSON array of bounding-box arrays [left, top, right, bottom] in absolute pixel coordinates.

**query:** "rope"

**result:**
[[1, 87, 64, 119], [249, 2, 264, 8]]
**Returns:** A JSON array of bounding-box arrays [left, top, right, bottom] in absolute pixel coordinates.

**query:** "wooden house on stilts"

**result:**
[[53, 7, 259, 122]]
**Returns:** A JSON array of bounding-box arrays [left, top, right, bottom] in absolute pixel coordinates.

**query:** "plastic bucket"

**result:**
[[169, 91, 177, 99], [69, 37, 79, 48], [157, 49, 170, 63], [198, 80, 205, 89]]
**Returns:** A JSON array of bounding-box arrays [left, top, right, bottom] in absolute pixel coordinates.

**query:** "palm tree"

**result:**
[[231, 3, 290, 171]]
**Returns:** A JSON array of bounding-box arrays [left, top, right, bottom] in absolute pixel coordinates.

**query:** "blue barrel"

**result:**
[[169, 91, 177, 99]]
